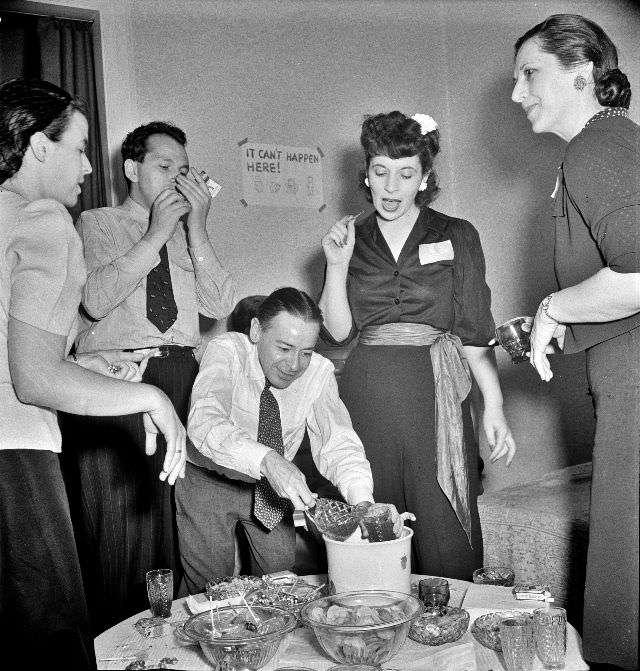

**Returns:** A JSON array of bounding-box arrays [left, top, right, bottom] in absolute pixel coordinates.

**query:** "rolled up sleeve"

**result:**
[[306, 369, 374, 504]]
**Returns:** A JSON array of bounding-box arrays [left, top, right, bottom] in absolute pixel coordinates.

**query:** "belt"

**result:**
[[123, 345, 195, 358], [359, 323, 474, 546]]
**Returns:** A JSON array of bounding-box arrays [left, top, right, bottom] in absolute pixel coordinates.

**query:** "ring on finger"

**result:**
[[107, 364, 121, 374]]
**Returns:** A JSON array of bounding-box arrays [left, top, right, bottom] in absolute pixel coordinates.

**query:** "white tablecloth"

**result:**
[[95, 575, 589, 670]]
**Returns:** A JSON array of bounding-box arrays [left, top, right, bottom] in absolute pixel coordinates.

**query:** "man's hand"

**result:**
[[73, 349, 160, 382], [148, 187, 191, 244], [355, 501, 416, 538], [259, 450, 315, 510], [175, 168, 212, 243]]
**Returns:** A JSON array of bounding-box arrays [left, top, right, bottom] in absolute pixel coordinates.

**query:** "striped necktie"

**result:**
[[253, 380, 291, 530]]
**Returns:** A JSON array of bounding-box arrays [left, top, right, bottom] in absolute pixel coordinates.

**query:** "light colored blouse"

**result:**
[[0, 190, 85, 451]]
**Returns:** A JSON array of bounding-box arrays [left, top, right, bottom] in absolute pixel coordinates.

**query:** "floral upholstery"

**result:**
[[477, 462, 592, 621]]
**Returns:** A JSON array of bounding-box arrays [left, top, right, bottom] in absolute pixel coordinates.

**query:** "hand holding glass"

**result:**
[[494, 317, 532, 364]]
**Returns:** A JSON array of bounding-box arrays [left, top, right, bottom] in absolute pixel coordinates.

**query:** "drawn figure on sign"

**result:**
[[307, 176, 315, 196], [286, 178, 298, 195], [254, 178, 264, 193], [270, 182, 281, 193]]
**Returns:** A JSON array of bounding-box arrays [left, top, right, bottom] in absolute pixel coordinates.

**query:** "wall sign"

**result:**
[[239, 140, 325, 210]]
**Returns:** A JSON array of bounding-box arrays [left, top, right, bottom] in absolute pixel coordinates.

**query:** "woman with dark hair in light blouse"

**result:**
[[0, 77, 186, 670]]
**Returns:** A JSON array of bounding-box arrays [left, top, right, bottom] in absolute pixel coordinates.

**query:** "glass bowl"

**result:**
[[409, 606, 470, 646], [299, 590, 423, 667], [246, 579, 326, 615], [205, 575, 265, 601], [470, 610, 533, 651], [472, 566, 516, 587], [181, 604, 297, 669]]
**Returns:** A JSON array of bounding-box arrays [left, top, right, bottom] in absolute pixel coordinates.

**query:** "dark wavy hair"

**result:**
[[514, 14, 631, 109], [230, 295, 267, 336], [121, 121, 187, 182], [0, 77, 86, 183], [257, 287, 323, 330], [359, 110, 440, 208]]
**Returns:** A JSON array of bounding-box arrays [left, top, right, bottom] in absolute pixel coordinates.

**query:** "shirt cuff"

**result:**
[[236, 442, 272, 480], [343, 484, 375, 506]]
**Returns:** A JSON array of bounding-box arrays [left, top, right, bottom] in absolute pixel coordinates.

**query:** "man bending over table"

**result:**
[[176, 287, 400, 592]]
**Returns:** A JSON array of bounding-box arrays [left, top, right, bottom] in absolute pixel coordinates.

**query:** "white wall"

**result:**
[[26, 0, 640, 492]]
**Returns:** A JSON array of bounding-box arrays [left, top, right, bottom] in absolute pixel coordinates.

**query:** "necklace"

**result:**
[[584, 107, 629, 128]]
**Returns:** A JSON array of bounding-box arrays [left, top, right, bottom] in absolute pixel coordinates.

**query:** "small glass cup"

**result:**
[[146, 568, 173, 618], [418, 578, 450, 611], [494, 316, 531, 364], [501, 616, 536, 671], [472, 566, 516, 587], [534, 607, 567, 669], [361, 504, 395, 542]]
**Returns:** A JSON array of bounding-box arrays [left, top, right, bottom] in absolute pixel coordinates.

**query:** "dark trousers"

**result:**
[[583, 327, 639, 669], [60, 348, 198, 634], [175, 462, 296, 594], [340, 343, 483, 581], [0, 450, 96, 671]]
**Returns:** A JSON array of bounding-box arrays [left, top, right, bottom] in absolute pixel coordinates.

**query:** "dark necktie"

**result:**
[[254, 380, 291, 530], [146, 244, 178, 333]]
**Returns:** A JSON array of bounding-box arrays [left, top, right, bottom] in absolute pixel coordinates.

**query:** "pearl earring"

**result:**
[[364, 177, 370, 188], [574, 75, 587, 91]]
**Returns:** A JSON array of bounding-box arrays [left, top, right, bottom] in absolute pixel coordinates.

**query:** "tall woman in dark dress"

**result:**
[[319, 111, 516, 580], [512, 15, 639, 670]]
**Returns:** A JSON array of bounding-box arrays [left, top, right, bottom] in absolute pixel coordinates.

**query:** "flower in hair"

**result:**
[[411, 113, 438, 135]]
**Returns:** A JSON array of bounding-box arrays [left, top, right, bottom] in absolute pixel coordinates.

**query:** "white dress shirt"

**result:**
[[187, 331, 374, 505]]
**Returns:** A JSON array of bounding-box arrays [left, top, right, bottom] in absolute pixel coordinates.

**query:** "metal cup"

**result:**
[[146, 568, 173, 618], [534, 607, 567, 669], [501, 616, 535, 671], [494, 316, 531, 364]]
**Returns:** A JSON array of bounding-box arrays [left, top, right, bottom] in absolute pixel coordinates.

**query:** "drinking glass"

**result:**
[[418, 578, 450, 611], [361, 504, 395, 542], [146, 568, 173, 618], [501, 617, 535, 671], [534, 607, 567, 669], [494, 316, 531, 364]]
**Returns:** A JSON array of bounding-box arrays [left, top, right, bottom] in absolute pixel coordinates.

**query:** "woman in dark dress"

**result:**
[[319, 111, 516, 580], [512, 15, 639, 670]]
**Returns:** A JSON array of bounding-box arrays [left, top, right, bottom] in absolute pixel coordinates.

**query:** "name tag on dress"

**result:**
[[418, 240, 454, 265]]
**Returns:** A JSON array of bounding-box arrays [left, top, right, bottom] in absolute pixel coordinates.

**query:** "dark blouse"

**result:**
[[554, 115, 640, 353], [325, 207, 495, 347]]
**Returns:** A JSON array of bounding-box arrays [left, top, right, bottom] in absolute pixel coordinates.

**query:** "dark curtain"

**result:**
[[0, 11, 107, 217]]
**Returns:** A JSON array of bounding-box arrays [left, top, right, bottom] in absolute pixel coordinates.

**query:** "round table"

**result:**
[[95, 575, 588, 670]]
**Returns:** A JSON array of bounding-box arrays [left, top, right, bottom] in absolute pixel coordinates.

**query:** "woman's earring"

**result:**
[[574, 75, 587, 91], [418, 181, 427, 192], [364, 177, 370, 188]]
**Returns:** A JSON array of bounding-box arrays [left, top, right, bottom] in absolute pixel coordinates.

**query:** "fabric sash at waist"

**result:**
[[359, 323, 473, 546]]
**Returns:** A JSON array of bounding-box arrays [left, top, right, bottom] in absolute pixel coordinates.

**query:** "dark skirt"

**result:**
[[340, 343, 482, 580], [0, 449, 96, 670]]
